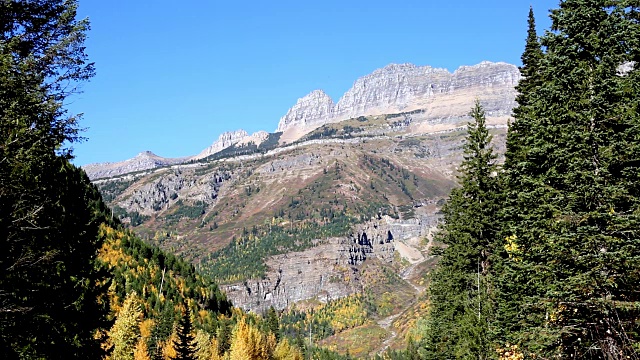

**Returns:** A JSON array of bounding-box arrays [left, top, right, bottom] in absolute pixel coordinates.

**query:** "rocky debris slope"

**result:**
[[277, 61, 520, 142], [82, 151, 187, 180]]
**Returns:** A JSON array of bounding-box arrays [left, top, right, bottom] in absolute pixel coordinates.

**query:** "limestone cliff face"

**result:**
[[237, 130, 270, 146], [333, 63, 450, 119], [82, 151, 186, 180], [276, 61, 520, 140], [85, 61, 518, 179], [276, 90, 335, 132], [223, 215, 439, 313], [194, 129, 249, 160]]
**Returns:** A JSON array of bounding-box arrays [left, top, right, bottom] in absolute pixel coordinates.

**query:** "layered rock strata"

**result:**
[[194, 129, 249, 160], [223, 215, 436, 313], [277, 61, 520, 142]]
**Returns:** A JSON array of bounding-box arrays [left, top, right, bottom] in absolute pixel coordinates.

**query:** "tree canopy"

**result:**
[[0, 1, 107, 357]]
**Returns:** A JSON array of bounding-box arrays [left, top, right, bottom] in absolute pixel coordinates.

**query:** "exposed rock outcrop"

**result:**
[[276, 90, 335, 133], [117, 168, 232, 215], [223, 215, 438, 313], [277, 61, 520, 142], [194, 129, 249, 160], [82, 151, 187, 180], [85, 61, 519, 179], [237, 130, 270, 146]]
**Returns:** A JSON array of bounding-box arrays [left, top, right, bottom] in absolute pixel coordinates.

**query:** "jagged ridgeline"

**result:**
[[95, 145, 454, 284]]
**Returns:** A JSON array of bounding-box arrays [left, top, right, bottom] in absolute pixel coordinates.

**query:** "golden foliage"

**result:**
[[504, 234, 522, 261], [107, 292, 143, 360], [162, 330, 178, 360], [139, 319, 154, 339], [194, 329, 214, 360], [229, 317, 276, 360], [496, 344, 525, 360], [273, 338, 303, 360], [133, 338, 151, 360], [208, 337, 223, 360]]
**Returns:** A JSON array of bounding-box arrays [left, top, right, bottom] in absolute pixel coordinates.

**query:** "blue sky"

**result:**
[[70, 0, 558, 166]]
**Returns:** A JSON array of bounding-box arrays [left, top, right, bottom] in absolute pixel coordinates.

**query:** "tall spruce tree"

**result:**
[[504, 6, 544, 171], [497, 1, 640, 357], [424, 101, 501, 359], [172, 302, 196, 360], [0, 1, 112, 358]]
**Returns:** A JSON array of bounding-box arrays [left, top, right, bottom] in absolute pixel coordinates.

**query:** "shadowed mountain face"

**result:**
[[88, 61, 516, 318]]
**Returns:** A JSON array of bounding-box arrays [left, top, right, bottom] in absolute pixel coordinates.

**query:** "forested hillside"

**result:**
[[414, 3, 640, 359]]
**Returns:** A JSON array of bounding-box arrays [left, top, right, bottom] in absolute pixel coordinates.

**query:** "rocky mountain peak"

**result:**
[[276, 61, 520, 140], [276, 90, 335, 132], [373, 63, 419, 74], [135, 150, 157, 158], [82, 151, 186, 180], [194, 129, 249, 160]]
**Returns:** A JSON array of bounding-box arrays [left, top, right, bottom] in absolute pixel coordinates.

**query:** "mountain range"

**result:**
[[87, 60, 520, 356], [83, 61, 519, 180]]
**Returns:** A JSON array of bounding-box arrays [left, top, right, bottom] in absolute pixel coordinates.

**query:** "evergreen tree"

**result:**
[[0, 1, 109, 358], [266, 306, 281, 341], [424, 101, 500, 359], [172, 301, 196, 360], [148, 302, 176, 360], [504, 6, 545, 171], [498, 1, 640, 357]]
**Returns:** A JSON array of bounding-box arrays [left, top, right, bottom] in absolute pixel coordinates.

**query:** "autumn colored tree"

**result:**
[[108, 292, 143, 360], [229, 317, 276, 360], [134, 338, 152, 360], [273, 338, 304, 360]]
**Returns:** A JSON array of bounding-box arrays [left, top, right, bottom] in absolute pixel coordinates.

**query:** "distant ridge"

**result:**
[[83, 61, 520, 179], [82, 151, 187, 180]]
